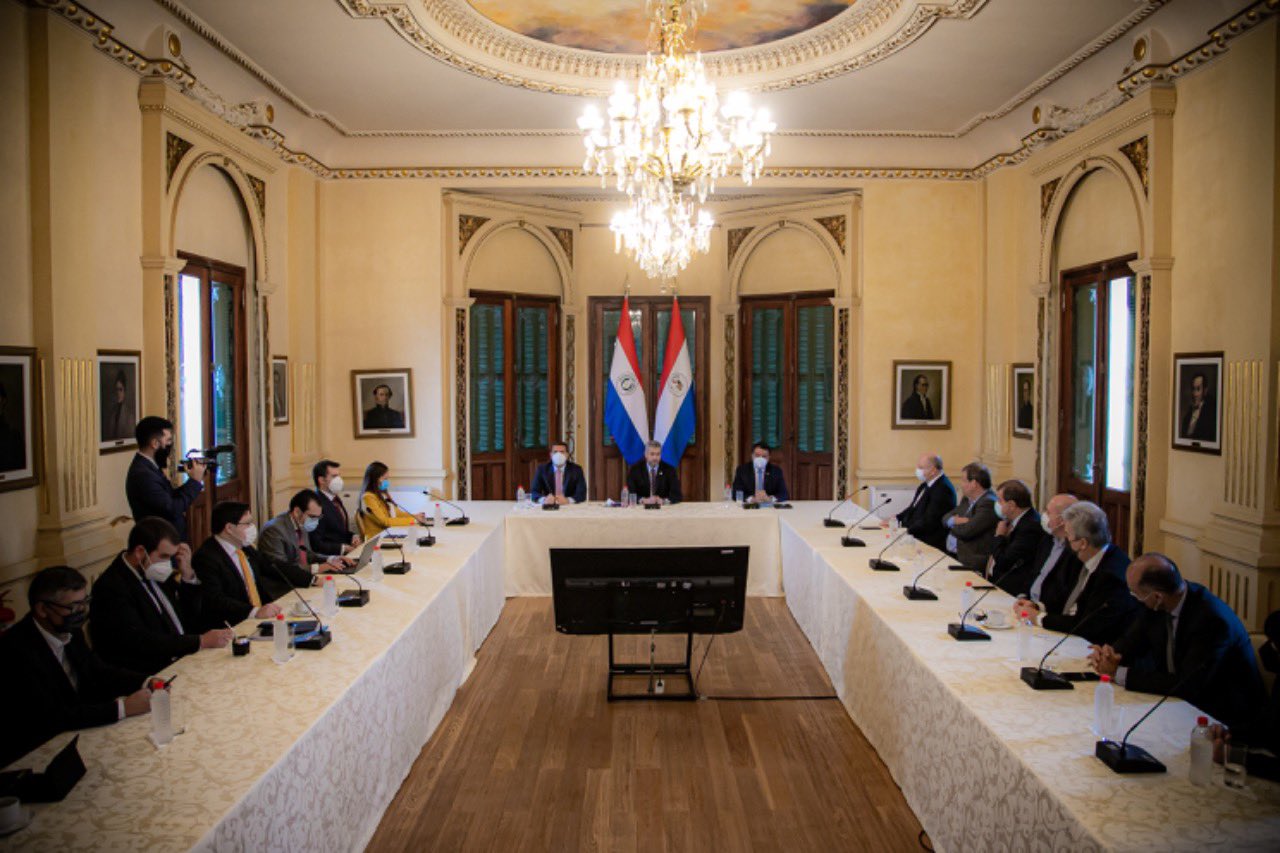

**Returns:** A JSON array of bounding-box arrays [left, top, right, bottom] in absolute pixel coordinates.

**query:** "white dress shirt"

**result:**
[[217, 534, 270, 618], [36, 619, 128, 720]]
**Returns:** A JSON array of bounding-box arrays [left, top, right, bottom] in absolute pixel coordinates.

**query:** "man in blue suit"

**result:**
[[530, 440, 586, 506], [125, 416, 204, 542], [732, 442, 789, 503]]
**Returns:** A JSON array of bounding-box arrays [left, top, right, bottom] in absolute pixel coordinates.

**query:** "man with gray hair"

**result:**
[[625, 440, 682, 505], [1018, 500, 1134, 644], [895, 452, 956, 552]]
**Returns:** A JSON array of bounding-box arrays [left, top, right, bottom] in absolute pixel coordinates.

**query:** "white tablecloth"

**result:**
[[778, 504, 1280, 852], [3, 505, 508, 852], [503, 500, 785, 596]]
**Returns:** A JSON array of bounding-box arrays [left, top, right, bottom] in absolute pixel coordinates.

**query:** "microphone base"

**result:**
[[823, 518, 845, 528], [947, 623, 991, 641], [295, 627, 332, 650], [337, 590, 369, 608], [869, 559, 900, 571], [902, 586, 938, 600], [445, 517, 470, 526], [841, 536, 866, 547], [1095, 740, 1166, 774], [417, 534, 436, 547], [383, 561, 411, 575], [1019, 667, 1073, 690]]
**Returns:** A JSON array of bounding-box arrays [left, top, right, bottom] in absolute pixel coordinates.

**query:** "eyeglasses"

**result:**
[[40, 596, 91, 613]]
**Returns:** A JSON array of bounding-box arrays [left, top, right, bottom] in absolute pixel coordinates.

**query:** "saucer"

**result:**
[[0, 807, 33, 837]]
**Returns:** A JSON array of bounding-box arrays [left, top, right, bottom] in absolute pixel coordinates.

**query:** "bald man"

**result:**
[[1090, 553, 1265, 738], [895, 452, 956, 552]]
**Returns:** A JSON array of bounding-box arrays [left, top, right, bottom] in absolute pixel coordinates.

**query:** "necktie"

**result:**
[[235, 550, 262, 607], [141, 577, 183, 633], [58, 644, 78, 690], [756, 467, 764, 493], [1063, 563, 1091, 615], [333, 494, 347, 527], [295, 526, 309, 569], [1165, 612, 1176, 672], [909, 482, 927, 508], [1029, 539, 1065, 602], [555, 467, 564, 498], [649, 467, 657, 497]]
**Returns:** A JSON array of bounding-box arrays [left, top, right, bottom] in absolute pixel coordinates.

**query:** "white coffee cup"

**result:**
[[0, 796, 23, 832], [985, 610, 1009, 629]]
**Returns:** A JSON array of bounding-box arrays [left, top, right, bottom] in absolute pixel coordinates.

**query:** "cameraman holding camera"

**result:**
[[125, 416, 205, 542]]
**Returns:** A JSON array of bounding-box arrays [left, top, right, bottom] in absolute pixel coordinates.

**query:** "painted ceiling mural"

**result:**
[[466, 1, 856, 54]]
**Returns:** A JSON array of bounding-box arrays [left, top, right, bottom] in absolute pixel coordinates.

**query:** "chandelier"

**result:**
[[577, 0, 775, 281]]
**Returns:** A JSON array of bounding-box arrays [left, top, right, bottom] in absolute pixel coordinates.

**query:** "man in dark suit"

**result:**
[[987, 479, 1046, 595], [124, 416, 205, 541], [941, 462, 997, 570], [1180, 372, 1216, 442], [258, 490, 350, 598], [530, 441, 587, 505], [1091, 554, 1265, 738], [1014, 493, 1082, 615], [311, 458, 361, 556], [362, 383, 406, 429], [731, 442, 789, 503], [90, 518, 231, 675], [895, 453, 956, 552], [626, 440, 682, 505], [191, 501, 283, 630], [1019, 501, 1135, 645], [900, 374, 936, 421], [0, 566, 152, 767]]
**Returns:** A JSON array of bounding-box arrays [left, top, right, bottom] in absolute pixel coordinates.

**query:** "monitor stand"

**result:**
[[606, 629, 698, 702]]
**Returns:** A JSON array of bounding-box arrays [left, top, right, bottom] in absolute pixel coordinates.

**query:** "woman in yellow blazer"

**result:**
[[357, 461, 428, 539]]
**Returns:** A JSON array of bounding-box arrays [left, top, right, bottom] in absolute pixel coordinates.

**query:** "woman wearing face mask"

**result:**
[[357, 461, 428, 539]]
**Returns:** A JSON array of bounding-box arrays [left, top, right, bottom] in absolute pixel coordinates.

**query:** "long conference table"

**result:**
[[4, 501, 1278, 851]]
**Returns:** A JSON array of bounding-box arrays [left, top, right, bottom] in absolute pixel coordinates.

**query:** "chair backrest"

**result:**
[[1251, 633, 1276, 695]]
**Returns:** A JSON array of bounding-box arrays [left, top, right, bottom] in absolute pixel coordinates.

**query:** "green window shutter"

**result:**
[[796, 304, 833, 453], [469, 303, 506, 453], [750, 307, 783, 448], [515, 306, 549, 449]]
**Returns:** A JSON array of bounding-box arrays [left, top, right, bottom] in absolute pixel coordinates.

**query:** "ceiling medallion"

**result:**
[[578, 1, 775, 281]]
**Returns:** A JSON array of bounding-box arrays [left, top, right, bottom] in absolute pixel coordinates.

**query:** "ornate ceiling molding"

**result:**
[[332, 0, 991, 98]]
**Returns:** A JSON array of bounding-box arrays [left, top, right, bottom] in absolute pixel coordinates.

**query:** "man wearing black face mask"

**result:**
[[125, 416, 206, 542], [0, 566, 152, 767]]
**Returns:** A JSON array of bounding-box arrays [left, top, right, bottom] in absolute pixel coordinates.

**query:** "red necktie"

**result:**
[[333, 495, 347, 526], [296, 526, 308, 569]]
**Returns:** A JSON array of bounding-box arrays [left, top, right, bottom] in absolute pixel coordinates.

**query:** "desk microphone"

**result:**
[[843, 496, 892, 547], [869, 528, 909, 570], [902, 554, 948, 600], [335, 566, 369, 607], [425, 491, 470, 526], [947, 559, 1023, 640], [258, 556, 331, 650], [378, 537, 412, 574], [1096, 661, 1209, 774], [825, 485, 868, 528], [1019, 602, 1111, 690]]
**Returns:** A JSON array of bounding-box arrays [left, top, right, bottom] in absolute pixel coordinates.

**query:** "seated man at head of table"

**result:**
[[732, 441, 789, 504], [626, 440, 682, 506], [0, 566, 153, 768], [1015, 501, 1134, 645], [1090, 553, 1266, 740], [941, 461, 997, 571], [90, 517, 232, 675], [258, 490, 354, 596], [985, 479, 1046, 595], [530, 440, 586, 506], [894, 452, 956, 552], [192, 500, 283, 630], [311, 458, 362, 557]]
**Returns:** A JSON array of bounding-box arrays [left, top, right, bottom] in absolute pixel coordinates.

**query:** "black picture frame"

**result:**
[[0, 346, 40, 492], [1172, 352, 1222, 455], [98, 350, 141, 454]]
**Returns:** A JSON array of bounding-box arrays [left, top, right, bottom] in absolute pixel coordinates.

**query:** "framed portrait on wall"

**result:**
[[272, 356, 289, 426], [0, 346, 39, 492], [1011, 364, 1035, 439], [893, 360, 950, 430], [98, 350, 141, 453], [1172, 352, 1222, 454], [352, 368, 414, 439]]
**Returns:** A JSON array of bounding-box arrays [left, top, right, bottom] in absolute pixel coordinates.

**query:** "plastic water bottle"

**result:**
[[620, 485, 629, 507], [370, 548, 384, 584], [1189, 716, 1213, 785], [272, 613, 291, 663], [516, 485, 526, 506], [1016, 610, 1032, 661], [322, 575, 338, 617], [1094, 674, 1115, 738], [150, 681, 173, 745], [434, 502, 444, 530], [960, 581, 973, 616], [723, 483, 732, 504]]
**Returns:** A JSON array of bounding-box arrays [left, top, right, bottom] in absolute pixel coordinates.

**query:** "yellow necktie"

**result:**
[[235, 549, 262, 608]]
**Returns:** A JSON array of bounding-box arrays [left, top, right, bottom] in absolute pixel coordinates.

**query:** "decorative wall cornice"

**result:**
[[548, 227, 574, 267], [726, 228, 753, 267]]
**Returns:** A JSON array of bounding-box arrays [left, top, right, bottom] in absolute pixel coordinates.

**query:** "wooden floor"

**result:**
[[366, 598, 924, 852]]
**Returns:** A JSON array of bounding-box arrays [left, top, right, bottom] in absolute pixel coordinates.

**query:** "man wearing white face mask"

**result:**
[[91, 517, 231, 674], [192, 501, 283, 630], [894, 452, 956, 551], [731, 442, 789, 503], [530, 441, 586, 505], [311, 459, 361, 556], [259, 490, 353, 597]]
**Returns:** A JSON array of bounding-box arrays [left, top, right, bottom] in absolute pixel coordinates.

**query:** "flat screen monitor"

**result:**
[[551, 546, 748, 635]]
